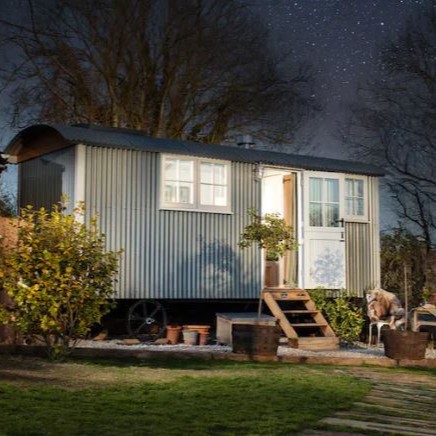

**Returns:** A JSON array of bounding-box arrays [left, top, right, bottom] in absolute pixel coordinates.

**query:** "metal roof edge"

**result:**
[[4, 123, 386, 177]]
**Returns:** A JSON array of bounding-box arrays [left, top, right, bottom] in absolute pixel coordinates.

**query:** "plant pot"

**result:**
[[166, 326, 182, 345], [182, 329, 198, 346], [183, 325, 210, 334], [232, 323, 280, 356], [198, 332, 209, 346], [265, 261, 280, 287], [383, 330, 430, 360]]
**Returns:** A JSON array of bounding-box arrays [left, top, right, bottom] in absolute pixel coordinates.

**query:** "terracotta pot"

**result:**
[[166, 326, 182, 345], [199, 332, 209, 346], [183, 325, 210, 334], [182, 329, 198, 346]]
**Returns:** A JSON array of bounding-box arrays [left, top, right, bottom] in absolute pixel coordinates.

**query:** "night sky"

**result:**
[[0, 0, 432, 227], [254, 0, 430, 158]]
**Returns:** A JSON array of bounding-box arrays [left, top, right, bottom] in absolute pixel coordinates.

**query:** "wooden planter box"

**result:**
[[232, 323, 281, 356], [216, 313, 277, 346], [383, 330, 429, 360]]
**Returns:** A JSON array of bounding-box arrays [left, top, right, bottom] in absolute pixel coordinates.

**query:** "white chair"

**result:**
[[368, 320, 390, 346]]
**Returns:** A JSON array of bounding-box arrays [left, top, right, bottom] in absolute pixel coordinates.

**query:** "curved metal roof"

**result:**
[[5, 123, 384, 176]]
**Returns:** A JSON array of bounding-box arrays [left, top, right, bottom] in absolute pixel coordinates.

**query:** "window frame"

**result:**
[[308, 174, 342, 229], [344, 175, 368, 222], [160, 154, 232, 213]]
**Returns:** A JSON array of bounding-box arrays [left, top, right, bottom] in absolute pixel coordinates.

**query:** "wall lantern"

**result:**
[[253, 162, 265, 181]]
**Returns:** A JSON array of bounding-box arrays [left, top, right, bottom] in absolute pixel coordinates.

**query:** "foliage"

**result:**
[[380, 228, 425, 306], [310, 289, 364, 343], [0, 202, 120, 359], [0, 0, 318, 146], [0, 356, 370, 435], [239, 209, 297, 261]]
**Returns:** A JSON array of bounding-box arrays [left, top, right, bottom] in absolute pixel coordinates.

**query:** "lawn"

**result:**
[[0, 356, 371, 436]]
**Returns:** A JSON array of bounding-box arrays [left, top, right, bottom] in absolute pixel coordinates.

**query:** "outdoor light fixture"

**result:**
[[253, 162, 265, 181]]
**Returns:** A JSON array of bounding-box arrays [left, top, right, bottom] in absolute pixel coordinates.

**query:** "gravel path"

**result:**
[[76, 339, 436, 360]]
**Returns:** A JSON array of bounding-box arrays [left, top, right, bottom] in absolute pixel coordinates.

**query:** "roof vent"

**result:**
[[236, 135, 255, 149]]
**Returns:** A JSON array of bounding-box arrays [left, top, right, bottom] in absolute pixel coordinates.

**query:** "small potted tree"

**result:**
[[239, 209, 297, 287]]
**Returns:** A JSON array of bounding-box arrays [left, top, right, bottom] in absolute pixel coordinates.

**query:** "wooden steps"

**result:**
[[262, 288, 339, 351]]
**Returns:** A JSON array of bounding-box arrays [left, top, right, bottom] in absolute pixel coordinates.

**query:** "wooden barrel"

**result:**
[[383, 330, 429, 360], [232, 323, 280, 356]]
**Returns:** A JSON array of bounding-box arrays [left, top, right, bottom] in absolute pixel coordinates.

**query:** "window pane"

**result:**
[[165, 160, 177, 180], [309, 203, 322, 226], [356, 198, 364, 216], [325, 179, 339, 202], [179, 160, 194, 182], [214, 186, 227, 206], [164, 182, 177, 203], [200, 184, 213, 205], [310, 178, 322, 202], [356, 180, 364, 198], [325, 203, 339, 227], [200, 163, 213, 184], [345, 197, 353, 216], [214, 164, 226, 185], [179, 183, 193, 204], [345, 179, 353, 197]]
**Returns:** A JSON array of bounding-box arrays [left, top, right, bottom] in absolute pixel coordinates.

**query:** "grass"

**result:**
[[0, 356, 372, 435]]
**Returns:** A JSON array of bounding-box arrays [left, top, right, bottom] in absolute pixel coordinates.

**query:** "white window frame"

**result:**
[[307, 174, 343, 229], [160, 154, 232, 213], [344, 175, 368, 222]]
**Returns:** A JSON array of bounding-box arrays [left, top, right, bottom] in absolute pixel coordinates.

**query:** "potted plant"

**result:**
[[239, 209, 297, 329], [383, 262, 430, 360], [239, 209, 297, 288]]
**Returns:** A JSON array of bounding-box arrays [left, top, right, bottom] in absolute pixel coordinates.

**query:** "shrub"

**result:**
[[310, 289, 364, 344], [239, 209, 297, 261], [0, 202, 121, 359]]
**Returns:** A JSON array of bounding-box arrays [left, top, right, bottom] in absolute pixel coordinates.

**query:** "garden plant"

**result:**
[[0, 201, 121, 359]]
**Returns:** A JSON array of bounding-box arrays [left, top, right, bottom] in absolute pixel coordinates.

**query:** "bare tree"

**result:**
[[343, 2, 436, 249], [0, 0, 318, 146]]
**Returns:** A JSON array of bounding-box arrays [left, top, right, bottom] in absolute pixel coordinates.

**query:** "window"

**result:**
[[309, 177, 340, 227], [161, 155, 231, 212], [200, 162, 228, 207], [345, 177, 366, 219], [163, 158, 194, 205]]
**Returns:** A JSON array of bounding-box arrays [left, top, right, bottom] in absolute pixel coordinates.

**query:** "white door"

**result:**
[[303, 172, 346, 289]]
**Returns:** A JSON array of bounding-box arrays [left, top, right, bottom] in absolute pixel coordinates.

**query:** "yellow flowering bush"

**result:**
[[0, 202, 120, 359]]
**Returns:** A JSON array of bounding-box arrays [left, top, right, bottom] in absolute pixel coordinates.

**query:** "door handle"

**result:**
[[335, 218, 345, 227]]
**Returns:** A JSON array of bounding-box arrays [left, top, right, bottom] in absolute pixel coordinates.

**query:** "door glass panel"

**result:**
[[325, 203, 339, 227], [309, 178, 322, 202], [309, 203, 322, 227], [325, 179, 339, 202], [309, 177, 340, 227]]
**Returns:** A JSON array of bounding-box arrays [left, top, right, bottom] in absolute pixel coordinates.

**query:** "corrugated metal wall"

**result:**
[[19, 147, 76, 213], [345, 176, 381, 296], [84, 146, 262, 300]]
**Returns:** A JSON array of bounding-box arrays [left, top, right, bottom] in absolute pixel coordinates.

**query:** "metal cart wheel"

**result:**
[[127, 299, 167, 341]]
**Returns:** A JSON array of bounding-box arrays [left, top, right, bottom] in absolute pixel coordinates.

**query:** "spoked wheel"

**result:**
[[127, 300, 167, 341]]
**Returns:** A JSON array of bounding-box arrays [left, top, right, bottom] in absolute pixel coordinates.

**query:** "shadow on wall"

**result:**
[[310, 247, 345, 289], [174, 238, 259, 298]]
